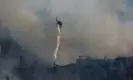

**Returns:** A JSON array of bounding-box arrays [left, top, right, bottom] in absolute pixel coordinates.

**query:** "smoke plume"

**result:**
[[1, 0, 133, 65]]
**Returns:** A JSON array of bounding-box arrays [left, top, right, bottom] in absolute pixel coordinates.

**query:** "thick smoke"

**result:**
[[1, 0, 133, 66], [52, 0, 133, 65], [0, 0, 57, 65]]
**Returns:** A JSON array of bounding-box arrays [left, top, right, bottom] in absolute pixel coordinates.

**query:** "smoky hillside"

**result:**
[[1, 0, 133, 80]]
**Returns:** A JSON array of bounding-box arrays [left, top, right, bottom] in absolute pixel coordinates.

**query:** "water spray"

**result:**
[[53, 17, 63, 66]]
